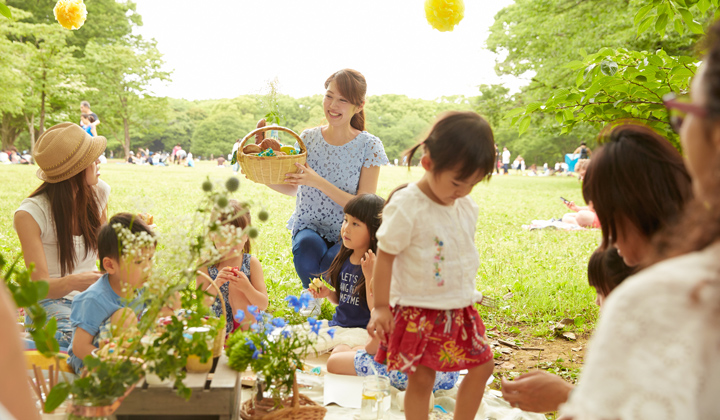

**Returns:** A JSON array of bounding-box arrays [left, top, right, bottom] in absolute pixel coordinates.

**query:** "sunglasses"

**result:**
[[663, 93, 707, 133]]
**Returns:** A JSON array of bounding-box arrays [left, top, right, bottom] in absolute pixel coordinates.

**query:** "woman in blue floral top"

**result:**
[[268, 69, 389, 315]]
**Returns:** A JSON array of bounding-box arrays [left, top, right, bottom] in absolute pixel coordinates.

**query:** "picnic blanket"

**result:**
[[522, 219, 587, 231]]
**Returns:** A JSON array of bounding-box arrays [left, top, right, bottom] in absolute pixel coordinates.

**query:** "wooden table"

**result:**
[[115, 352, 241, 420]]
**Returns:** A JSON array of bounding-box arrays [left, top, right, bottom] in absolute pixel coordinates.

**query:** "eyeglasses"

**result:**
[[663, 93, 707, 133]]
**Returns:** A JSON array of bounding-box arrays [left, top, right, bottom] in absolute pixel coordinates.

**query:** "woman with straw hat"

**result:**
[[13, 122, 111, 350]]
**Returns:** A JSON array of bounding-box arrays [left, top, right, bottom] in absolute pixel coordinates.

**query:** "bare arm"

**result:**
[[0, 285, 40, 420], [71, 327, 97, 364], [366, 250, 395, 343], [285, 163, 382, 208], [229, 256, 269, 311], [267, 183, 298, 197], [14, 211, 101, 299]]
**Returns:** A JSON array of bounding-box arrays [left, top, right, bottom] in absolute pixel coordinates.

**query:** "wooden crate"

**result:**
[[116, 352, 241, 420]]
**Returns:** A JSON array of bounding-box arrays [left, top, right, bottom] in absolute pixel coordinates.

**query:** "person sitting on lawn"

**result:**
[[67, 213, 158, 373], [309, 193, 385, 328], [561, 200, 600, 228], [196, 199, 268, 334]]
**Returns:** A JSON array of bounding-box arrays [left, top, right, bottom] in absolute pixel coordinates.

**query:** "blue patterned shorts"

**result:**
[[354, 350, 459, 392]]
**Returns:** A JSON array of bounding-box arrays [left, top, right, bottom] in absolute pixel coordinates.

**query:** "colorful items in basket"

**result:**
[[242, 140, 299, 157]]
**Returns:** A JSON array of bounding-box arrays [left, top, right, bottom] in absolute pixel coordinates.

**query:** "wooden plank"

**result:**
[[116, 387, 233, 416], [211, 353, 238, 388], [183, 371, 210, 389]]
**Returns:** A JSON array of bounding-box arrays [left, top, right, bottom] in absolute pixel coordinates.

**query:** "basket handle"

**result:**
[[239, 126, 306, 156], [197, 270, 227, 329]]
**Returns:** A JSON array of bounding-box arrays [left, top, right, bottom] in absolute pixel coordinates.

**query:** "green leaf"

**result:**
[[678, 8, 705, 34], [655, 12, 669, 35], [556, 111, 564, 124], [44, 383, 70, 413], [35, 280, 49, 301], [526, 102, 543, 113], [0, 3, 11, 19], [638, 15, 654, 35], [518, 115, 531, 135], [563, 109, 574, 121], [698, 0, 710, 14], [674, 18, 685, 35], [600, 60, 618, 76], [576, 69, 585, 88], [579, 48, 588, 58], [504, 107, 526, 120], [634, 3, 654, 26]]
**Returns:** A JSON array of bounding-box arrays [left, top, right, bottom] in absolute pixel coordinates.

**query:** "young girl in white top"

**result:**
[[368, 111, 497, 420]]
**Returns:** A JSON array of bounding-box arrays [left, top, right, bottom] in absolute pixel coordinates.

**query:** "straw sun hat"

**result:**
[[34, 122, 107, 183]]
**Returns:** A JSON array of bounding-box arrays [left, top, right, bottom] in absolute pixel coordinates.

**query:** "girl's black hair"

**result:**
[[587, 246, 636, 297], [403, 111, 496, 181], [323, 194, 385, 306]]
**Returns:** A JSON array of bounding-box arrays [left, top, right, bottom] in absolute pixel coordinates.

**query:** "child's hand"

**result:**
[[564, 201, 579, 212], [367, 306, 394, 344], [214, 266, 238, 288], [360, 250, 376, 281], [308, 283, 331, 299], [228, 270, 252, 292]]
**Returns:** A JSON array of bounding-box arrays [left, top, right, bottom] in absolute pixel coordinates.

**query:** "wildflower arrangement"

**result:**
[[226, 294, 335, 402], [424, 0, 465, 32]]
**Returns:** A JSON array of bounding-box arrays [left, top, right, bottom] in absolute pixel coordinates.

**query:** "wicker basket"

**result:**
[[240, 373, 326, 420], [238, 126, 307, 185], [196, 270, 227, 358]]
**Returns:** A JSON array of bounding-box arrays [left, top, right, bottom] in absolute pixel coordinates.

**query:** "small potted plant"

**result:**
[[226, 295, 334, 419]]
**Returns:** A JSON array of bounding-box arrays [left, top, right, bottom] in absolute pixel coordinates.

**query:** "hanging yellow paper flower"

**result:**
[[425, 0, 465, 32], [53, 0, 87, 30]]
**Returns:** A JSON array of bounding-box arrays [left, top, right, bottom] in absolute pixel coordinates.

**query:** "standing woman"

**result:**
[[14, 123, 110, 350], [268, 69, 388, 315], [559, 21, 720, 419]]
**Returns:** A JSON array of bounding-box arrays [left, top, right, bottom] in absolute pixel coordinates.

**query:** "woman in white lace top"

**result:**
[[560, 21, 720, 420]]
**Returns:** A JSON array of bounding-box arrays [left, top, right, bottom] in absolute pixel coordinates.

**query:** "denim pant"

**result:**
[[292, 229, 341, 289], [33, 298, 73, 351]]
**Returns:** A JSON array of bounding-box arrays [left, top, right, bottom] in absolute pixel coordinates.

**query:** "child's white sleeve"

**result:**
[[376, 201, 413, 255]]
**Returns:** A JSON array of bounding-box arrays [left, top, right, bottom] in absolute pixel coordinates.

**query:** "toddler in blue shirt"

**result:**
[[68, 213, 156, 373]]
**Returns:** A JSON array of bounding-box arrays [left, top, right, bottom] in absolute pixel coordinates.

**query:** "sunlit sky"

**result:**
[[132, 0, 524, 101]]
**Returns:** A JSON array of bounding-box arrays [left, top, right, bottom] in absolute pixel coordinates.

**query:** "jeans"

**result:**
[[30, 298, 73, 351], [292, 229, 341, 289]]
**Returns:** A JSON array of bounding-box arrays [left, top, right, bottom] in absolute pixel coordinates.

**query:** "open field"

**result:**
[[1, 160, 599, 403]]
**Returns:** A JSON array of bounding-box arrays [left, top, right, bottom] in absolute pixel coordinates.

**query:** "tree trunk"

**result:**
[[123, 117, 130, 159], [24, 113, 36, 158], [1, 113, 23, 150], [38, 85, 47, 137]]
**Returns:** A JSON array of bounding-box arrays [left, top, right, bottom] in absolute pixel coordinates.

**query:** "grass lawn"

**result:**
[[1, 160, 599, 408]]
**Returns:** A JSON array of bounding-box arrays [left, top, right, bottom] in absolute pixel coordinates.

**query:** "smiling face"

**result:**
[[323, 81, 362, 128], [341, 214, 370, 252]]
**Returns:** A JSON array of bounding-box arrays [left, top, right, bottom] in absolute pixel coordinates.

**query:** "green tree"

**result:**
[[190, 112, 253, 158], [83, 36, 170, 158]]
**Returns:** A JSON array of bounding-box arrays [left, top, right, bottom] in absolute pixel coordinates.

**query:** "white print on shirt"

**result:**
[[338, 271, 361, 306]]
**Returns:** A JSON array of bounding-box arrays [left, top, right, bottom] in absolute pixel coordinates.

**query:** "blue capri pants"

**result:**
[[292, 228, 341, 289]]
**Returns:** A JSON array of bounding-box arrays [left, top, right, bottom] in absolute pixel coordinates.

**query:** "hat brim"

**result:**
[[36, 135, 107, 183]]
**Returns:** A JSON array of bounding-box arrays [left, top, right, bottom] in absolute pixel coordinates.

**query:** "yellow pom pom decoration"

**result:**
[[54, 0, 87, 30], [425, 0, 465, 32]]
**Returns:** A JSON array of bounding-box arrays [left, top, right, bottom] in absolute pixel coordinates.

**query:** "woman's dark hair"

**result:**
[[325, 69, 366, 132], [588, 246, 636, 297], [651, 21, 720, 263], [582, 123, 692, 251], [98, 213, 155, 271], [324, 194, 385, 306], [30, 171, 102, 276], [216, 199, 252, 253], [403, 111, 496, 181]]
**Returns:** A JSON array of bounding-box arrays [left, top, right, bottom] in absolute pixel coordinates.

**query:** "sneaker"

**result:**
[[299, 296, 322, 317]]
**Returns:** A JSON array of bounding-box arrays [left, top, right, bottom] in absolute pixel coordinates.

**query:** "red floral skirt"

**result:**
[[375, 305, 492, 374]]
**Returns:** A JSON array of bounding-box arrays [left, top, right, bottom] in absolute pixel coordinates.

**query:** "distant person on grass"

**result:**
[[80, 101, 100, 131], [573, 141, 591, 159], [258, 69, 389, 317], [501, 122, 692, 413], [14, 123, 110, 350]]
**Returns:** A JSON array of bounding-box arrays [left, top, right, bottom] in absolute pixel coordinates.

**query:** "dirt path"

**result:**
[[486, 326, 589, 389]]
